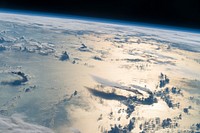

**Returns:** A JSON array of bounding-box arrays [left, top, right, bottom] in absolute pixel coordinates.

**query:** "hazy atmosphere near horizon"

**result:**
[[0, 0, 200, 29], [0, 11, 200, 133]]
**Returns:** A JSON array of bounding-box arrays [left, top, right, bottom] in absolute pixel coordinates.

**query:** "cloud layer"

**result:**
[[0, 114, 54, 133]]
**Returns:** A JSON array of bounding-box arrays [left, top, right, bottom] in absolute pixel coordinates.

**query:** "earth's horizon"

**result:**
[[0, 11, 200, 133]]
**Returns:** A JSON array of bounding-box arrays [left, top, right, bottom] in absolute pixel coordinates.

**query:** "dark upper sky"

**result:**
[[0, 0, 200, 29]]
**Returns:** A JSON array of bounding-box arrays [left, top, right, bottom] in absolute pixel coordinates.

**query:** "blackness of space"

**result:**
[[0, 0, 200, 29]]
